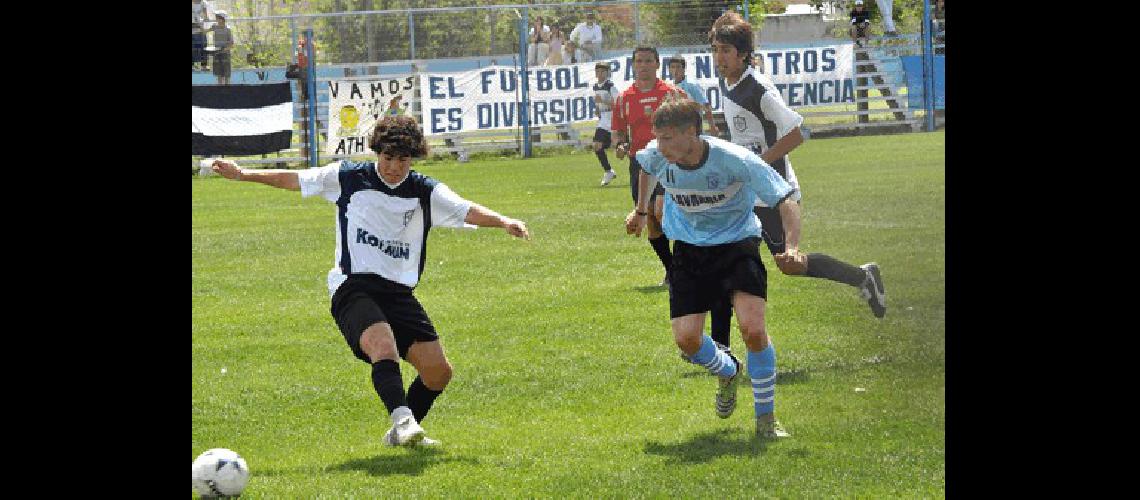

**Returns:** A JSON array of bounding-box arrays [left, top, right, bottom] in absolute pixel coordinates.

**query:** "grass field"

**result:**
[[192, 130, 945, 498]]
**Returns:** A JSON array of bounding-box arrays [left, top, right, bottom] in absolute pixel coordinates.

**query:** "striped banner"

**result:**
[[192, 83, 293, 156]]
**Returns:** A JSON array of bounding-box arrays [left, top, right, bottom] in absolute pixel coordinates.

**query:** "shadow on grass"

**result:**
[[644, 428, 792, 463], [676, 365, 811, 385], [330, 449, 479, 477], [633, 284, 668, 294]]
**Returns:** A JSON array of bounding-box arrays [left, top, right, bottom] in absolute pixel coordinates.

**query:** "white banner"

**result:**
[[325, 76, 417, 156], [419, 43, 855, 135]]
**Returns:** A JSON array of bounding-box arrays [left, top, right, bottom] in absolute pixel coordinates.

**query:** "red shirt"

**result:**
[[611, 78, 682, 155]]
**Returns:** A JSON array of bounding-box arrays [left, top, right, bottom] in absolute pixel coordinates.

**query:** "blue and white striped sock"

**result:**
[[688, 334, 737, 378], [748, 344, 777, 417]]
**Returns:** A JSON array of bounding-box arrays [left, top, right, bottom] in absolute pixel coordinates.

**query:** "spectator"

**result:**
[[876, 0, 898, 36], [527, 16, 551, 66], [294, 37, 317, 98], [849, 0, 871, 47], [386, 95, 405, 117], [546, 25, 565, 66], [192, 0, 213, 70], [208, 10, 235, 84], [563, 38, 578, 64], [570, 12, 603, 63]]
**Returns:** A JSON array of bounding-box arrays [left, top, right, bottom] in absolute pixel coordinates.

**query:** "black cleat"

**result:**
[[859, 263, 886, 318]]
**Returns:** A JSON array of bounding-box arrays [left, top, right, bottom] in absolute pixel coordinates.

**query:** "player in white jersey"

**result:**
[[625, 95, 796, 440], [703, 12, 886, 359], [592, 62, 621, 186], [209, 115, 530, 448]]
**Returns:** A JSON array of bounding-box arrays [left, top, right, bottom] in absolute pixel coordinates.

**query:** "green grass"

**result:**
[[192, 130, 945, 498]]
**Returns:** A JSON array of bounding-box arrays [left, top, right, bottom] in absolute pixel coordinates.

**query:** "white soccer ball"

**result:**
[[191, 448, 250, 498]]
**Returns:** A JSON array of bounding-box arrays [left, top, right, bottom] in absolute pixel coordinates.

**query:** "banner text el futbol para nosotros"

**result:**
[[419, 44, 855, 135]]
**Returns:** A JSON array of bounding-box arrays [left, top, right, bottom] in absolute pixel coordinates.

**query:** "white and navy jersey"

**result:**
[[298, 160, 473, 296], [720, 66, 804, 207], [636, 136, 796, 246], [592, 79, 619, 131]]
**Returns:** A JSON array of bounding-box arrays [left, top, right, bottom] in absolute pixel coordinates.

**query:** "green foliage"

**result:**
[[193, 131, 945, 497]]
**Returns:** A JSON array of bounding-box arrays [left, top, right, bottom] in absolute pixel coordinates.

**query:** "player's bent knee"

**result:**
[[422, 361, 453, 390], [593, 142, 603, 151], [739, 322, 770, 351], [673, 330, 702, 355]]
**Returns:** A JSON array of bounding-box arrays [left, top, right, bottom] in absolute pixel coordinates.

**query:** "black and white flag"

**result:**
[[192, 83, 293, 156]]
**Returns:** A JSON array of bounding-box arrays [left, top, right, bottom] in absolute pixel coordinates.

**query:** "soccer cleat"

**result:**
[[383, 428, 440, 447], [859, 263, 886, 318], [715, 349, 741, 418], [755, 417, 790, 440], [601, 170, 616, 186], [386, 409, 426, 446]]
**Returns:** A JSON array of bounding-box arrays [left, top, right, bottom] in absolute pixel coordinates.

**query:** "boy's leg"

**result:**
[[732, 290, 789, 439], [670, 243, 740, 417], [405, 340, 452, 426], [754, 205, 885, 317]]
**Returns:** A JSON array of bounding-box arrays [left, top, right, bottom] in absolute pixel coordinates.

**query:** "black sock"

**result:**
[[406, 376, 444, 424], [648, 235, 672, 273], [709, 297, 732, 347], [805, 253, 867, 288], [371, 359, 408, 415], [595, 149, 612, 171]]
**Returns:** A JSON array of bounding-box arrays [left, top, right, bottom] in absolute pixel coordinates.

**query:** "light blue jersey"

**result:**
[[636, 136, 795, 246], [674, 79, 708, 105]]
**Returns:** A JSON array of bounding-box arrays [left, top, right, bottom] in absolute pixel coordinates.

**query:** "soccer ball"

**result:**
[[191, 448, 249, 498]]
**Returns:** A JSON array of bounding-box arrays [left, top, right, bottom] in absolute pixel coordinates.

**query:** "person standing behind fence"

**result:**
[[592, 62, 620, 186], [208, 10, 234, 84], [546, 25, 565, 66], [192, 0, 213, 71], [849, 0, 871, 47], [570, 12, 603, 63], [876, 0, 899, 37], [528, 16, 551, 66]]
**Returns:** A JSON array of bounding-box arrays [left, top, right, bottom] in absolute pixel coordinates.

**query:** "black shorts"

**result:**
[[629, 156, 664, 206], [330, 274, 439, 363], [593, 128, 612, 148], [668, 237, 768, 318]]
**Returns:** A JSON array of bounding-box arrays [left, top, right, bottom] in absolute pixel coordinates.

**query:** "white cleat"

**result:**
[[384, 407, 425, 446], [601, 170, 616, 186]]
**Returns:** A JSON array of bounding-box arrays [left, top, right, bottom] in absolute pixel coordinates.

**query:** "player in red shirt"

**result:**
[[612, 46, 684, 286]]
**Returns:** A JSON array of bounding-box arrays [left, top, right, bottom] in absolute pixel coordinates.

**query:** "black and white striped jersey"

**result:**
[[720, 66, 804, 207], [592, 79, 619, 131], [298, 160, 473, 296]]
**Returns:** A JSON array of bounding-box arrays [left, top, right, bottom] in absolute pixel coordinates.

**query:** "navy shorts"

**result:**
[[668, 237, 768, 318], [330, 274, 439, 363]]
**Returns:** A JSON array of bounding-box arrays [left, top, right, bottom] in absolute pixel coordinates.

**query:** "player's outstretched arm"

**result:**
[[465, 203, 530, 240], [759, 127, 804, 165], [772, 197, 806, 272], [210, 159, 301, 191], [624, 170, 656, 237]]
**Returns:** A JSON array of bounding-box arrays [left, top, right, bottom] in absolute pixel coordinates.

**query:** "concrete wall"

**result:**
[[757, 13, 828, 45]]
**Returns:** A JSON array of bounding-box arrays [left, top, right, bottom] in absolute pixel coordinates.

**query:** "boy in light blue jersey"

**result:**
[[667, 57, 719, 137], [625, 95, 799, 440]]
